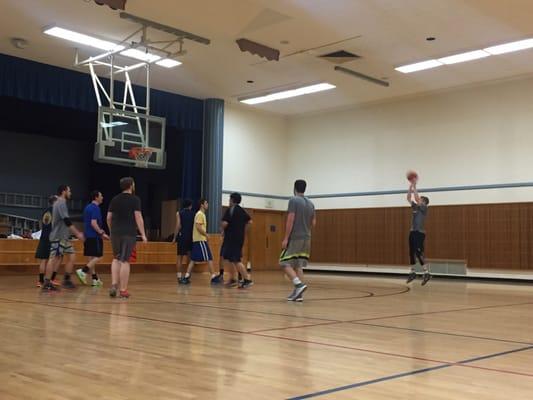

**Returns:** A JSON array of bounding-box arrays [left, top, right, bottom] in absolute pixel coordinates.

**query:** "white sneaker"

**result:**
[[92, 278, 103, 287], [75, 269, 87, 285]]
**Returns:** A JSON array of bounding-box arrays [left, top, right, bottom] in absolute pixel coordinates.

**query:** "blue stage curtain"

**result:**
[[181, 130, 203, 203], [0, 53, 203, 131]]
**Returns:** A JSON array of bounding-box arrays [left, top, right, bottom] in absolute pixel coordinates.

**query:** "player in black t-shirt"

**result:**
[[106, 177, 147, 298], [221, 192, 253, 288]]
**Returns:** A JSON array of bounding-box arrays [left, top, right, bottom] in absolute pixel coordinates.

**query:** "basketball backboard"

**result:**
[[94, 106, 166, 169]]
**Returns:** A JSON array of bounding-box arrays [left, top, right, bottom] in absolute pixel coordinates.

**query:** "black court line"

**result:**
[[351, 321, 533, 346], [287, 345, 533, 399]]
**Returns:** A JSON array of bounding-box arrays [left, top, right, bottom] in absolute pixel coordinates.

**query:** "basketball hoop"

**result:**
[[128, 147, 154, 168]]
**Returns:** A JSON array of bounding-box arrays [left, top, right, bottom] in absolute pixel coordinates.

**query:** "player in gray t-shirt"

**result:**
[[406, 180, 431, 286], [280, 179, 316, 302], [42, 185, 84, 291]]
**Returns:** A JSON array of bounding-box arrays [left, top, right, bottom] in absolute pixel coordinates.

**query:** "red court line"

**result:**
[[248, 321, 343, 334], [4, 296, 532, 379], [351, 301, 533, 322], [135, 296, 341, 322]]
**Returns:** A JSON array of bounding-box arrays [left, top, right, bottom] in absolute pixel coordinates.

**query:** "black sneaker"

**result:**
[[421, 272, 431, 286], [238, 279, 254, 289], [62, 279, 76, 289], [182, 276, 191, 285], [287, 284, 307, 301], [41, 281, 59, 292], [210, 274, 223, 285], [406, 271, 417, 284], [109, 285, 118, 297]]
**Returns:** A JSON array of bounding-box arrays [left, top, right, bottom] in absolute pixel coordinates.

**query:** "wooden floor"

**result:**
[[0, 271, 532, 399]]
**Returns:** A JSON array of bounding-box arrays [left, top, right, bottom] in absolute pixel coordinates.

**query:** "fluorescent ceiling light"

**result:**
[[395, 60, 442, 74], [120, 48, 161, 63], [156, 58, 182, 68], [438, 50, 490, 64], [100, 121, 128, 128], [240, 83, 335, 105], [44, 26, 124, 51], [484, 38, 533, 55]]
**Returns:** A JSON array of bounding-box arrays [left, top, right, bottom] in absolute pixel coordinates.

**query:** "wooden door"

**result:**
[[250, 210, 285, 270]]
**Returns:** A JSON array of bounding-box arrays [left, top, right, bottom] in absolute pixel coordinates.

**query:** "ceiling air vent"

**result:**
[[319, 50, 360, 64]]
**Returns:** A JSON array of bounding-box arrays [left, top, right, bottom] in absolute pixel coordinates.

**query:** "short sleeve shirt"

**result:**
[[193, 210, 207, 242], [109, 193, 142, 237]]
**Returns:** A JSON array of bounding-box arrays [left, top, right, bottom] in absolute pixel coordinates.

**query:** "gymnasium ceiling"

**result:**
[[2, 0, 533, 115]]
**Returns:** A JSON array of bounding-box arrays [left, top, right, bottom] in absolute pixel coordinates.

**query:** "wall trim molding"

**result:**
[[223, 181, 533, 201]]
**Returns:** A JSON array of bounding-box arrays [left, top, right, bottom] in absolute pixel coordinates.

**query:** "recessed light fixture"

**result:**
[[438, 50, 490, 65], [395, 59, 443, 73], [120, 48, 161, 63], [44, 26, 124, 51], [426, 37, 436, 41], [397, 37, 533, 73], [155, 58, 182, 68], [484, 38, 533, 55], [239, 83, 336, 105], [280, 40, 290, 45], [246, 80, 254, 83], [44, 26, 182, 68]]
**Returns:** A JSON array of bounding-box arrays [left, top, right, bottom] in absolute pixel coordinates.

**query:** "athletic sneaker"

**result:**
[[62, 279, 76, 289], [92, 278, 103, 287], [422, 272, 431, 286], [109, 285, 118, 297], [75, 269, 88, 285], [295, 293, 304, 302], [224, 279, 238, 288], [287, 284, 307, 301], [238, 279, 254, 289], [41, 281, 59, 292], [210, 275, 223, 285], [119, 290, 130, 298], [181, 276, 191, 285], [406, 271, 417, 284]]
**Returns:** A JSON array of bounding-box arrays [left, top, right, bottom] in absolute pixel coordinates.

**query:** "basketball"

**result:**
[[406, 170, 418, 183]]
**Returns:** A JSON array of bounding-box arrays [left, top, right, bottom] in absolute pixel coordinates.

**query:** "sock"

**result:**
[[219, 269, 224, 276], [211, 274, 217, 279], [177, 272, 182, 278], [39, 273, 44, 283], [92, 273, 98, 280], [185, 273, 190, 278], [51, 271, 57, 280], [292, 277, 302, 286], [64, 273, 71, 281], [82, 266, 90, 273]]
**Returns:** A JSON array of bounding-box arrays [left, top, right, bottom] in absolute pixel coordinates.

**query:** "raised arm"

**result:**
[[407, 184, 413, 204], [412, 183, 421, 204]]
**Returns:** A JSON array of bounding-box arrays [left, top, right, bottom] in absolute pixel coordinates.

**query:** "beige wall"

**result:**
[[287, 77, 533, 208], [223, 104, 288, 210]]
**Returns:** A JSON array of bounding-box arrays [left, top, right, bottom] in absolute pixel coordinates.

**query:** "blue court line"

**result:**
[[287, 345, 533, 400]]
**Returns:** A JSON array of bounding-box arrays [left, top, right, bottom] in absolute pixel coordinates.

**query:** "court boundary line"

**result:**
[[287, 345, 533, 399]]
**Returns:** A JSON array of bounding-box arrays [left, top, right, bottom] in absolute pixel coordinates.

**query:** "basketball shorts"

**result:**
[[176, 233, 192, 256], [84, 237, 104, 257], [35, 237, 51, 260], [279, 238, 311, 268], [49, 240, 74, 258], [111, 235, 136, 262], [191, 241, 213, 262], [221, 240, 243, 263]]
